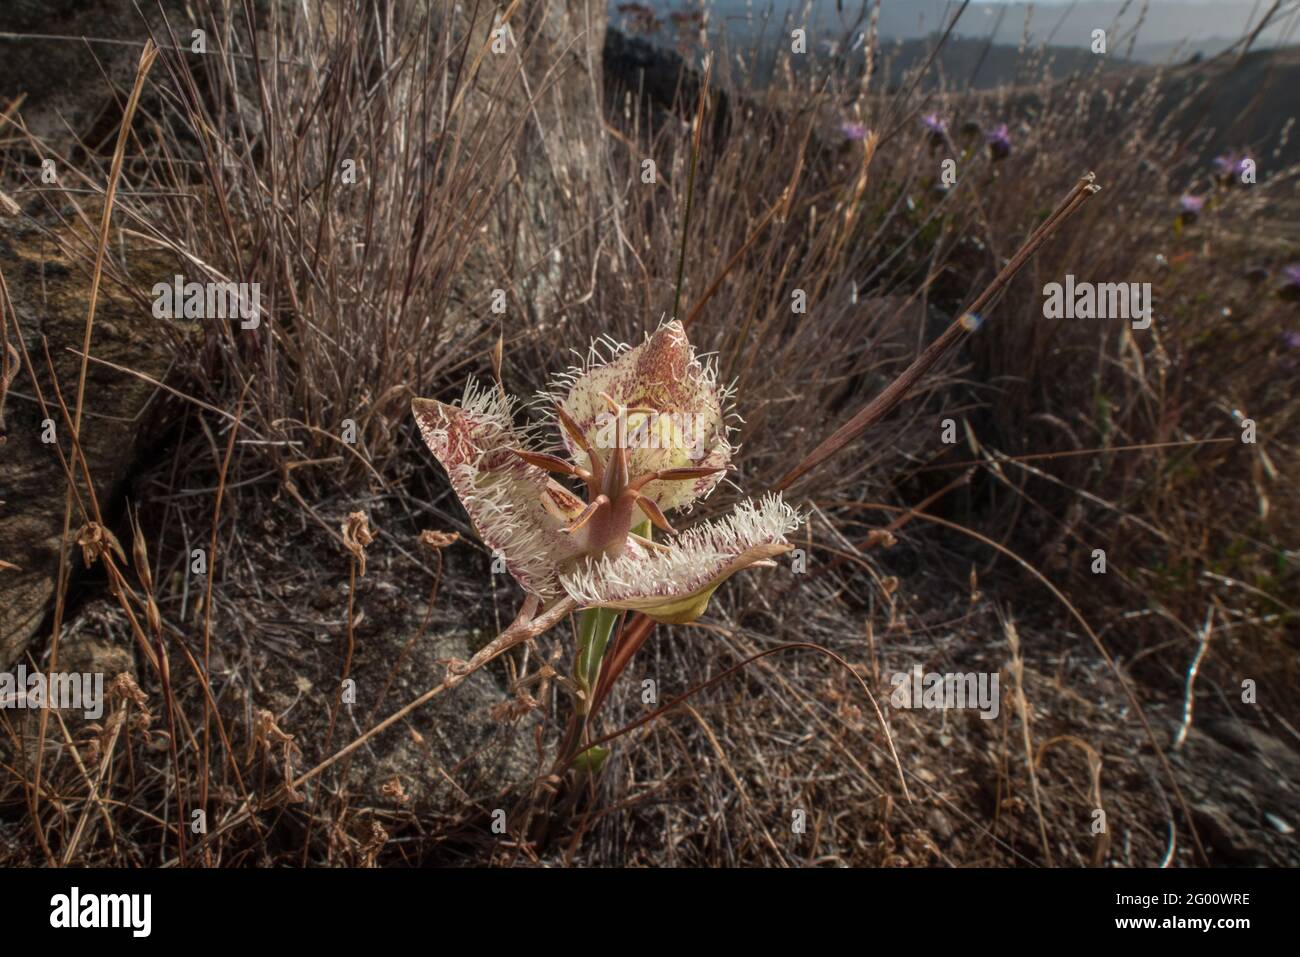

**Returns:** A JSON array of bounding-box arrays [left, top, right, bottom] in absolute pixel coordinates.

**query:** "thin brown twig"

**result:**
[[33, 39, 159, 818], [776, 173, 1101, 491]]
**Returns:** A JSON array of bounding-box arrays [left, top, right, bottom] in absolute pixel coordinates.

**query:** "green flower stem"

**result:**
[[575, 606, 619, 715], [573, 520, 649, 717]]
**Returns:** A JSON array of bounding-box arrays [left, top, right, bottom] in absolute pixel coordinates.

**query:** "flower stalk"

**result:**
[[575, 604, 621, 715]]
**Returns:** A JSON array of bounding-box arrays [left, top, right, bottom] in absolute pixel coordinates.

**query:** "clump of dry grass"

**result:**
[[2, 1, 1297, 867]]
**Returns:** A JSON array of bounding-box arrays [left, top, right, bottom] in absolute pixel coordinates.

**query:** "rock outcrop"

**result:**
[[0, 213, 179, 667]]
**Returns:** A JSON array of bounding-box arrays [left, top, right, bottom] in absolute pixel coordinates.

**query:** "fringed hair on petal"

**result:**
[[560, 494, 802, 605]]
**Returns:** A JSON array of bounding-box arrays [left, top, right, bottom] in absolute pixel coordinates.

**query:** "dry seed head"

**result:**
[[342, 511, 376, 575]]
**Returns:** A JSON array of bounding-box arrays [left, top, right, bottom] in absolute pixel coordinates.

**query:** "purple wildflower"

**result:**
[[1178, 193, 1205, 224], [839, 121, 867, 142], [986, 122, 1011, 160], [1283, 331, 1300, 350], [1280, 264, 1300, 302], [1213, 152, 1253, 184], [922, 113, 948, 146]]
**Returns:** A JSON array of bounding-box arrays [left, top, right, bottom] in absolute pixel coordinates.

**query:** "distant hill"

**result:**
[[827, 33, 1114, 89], [614, 0, 1295, 64], [605, 19, 1300, 175], [612, 19, 1121, 90], [1133, 44, 1300, 172]]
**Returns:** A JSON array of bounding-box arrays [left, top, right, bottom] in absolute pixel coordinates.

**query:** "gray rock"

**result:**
[[0, 1, 194, 157], [0, 214, 182, 668]]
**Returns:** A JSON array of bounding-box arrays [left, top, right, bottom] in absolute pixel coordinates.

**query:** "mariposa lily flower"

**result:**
[[412, 321, 801, 624]]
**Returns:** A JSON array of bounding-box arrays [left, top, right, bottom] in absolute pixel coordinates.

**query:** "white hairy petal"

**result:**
[[412, 381, 584, 599], [559, 495, 802, 622]]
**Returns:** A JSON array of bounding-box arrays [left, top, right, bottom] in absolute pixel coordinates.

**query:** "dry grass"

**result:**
[[1, 1, 1296, 867]]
